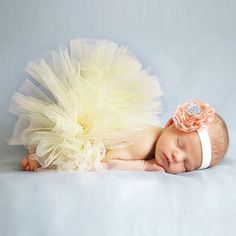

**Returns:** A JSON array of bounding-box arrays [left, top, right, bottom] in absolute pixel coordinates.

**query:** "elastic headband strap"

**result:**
[[197, 129, 212, 169]]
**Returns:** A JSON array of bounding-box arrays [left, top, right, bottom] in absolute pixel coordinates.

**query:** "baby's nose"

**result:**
[[171, 151, 184, 163]]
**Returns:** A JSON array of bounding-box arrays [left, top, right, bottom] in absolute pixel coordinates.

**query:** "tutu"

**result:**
[[8, 39, 163, 171]]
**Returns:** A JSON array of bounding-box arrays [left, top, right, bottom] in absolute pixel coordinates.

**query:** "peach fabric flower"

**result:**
[[173, 100, 215, 132]]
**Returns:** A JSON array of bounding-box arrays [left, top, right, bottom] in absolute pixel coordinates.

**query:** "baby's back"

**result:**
[[104, 125, 161, 161]]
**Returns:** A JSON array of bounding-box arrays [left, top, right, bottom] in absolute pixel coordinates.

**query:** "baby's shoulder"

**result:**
[[104, 125, 162, 161], [139, 124, 162, 146], [129, 125, 161, 159], [144, 124, 162, 134], [125, 125, 162, 160]]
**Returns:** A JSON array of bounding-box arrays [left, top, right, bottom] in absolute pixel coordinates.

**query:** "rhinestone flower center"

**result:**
[[186, 104, 201, 116]]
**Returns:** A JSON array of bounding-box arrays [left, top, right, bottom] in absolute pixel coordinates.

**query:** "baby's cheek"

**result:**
[[154, 143, 160, 159]]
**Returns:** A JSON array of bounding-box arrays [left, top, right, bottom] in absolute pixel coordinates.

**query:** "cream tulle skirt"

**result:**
[[9, 39, 163, 172]]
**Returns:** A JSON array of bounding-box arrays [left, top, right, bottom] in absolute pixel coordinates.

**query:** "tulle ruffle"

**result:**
[[9, 39, 163, 171]]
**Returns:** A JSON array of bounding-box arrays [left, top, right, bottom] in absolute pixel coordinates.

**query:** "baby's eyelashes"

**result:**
[[176, 137, 182, 149]]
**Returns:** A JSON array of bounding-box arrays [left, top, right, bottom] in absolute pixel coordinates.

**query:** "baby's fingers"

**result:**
[[144, 160, 166, 172], [153, 165, 166, 172], [94, 162, 108, 171]]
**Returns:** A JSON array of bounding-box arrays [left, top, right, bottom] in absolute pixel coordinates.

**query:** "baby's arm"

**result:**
[[106, 159, 165, 172]]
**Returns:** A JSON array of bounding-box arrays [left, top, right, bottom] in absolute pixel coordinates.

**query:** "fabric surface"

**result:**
[[1, 1, 236, 236], [0, 143, 236, 236], [8, 39, 163, 172]]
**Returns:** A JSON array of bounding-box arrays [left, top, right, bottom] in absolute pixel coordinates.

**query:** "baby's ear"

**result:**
[[165, 118, 174, 128]]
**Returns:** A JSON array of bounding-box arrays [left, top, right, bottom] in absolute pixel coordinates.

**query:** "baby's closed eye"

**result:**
[[176, 137, 183, 149]]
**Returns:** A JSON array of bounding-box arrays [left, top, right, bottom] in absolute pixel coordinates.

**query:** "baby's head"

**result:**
[[155, 100, 229, 174]]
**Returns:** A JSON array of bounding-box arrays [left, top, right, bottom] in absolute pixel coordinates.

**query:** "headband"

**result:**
[[173, 100, 215, 170], [197, 129, 212, 169]]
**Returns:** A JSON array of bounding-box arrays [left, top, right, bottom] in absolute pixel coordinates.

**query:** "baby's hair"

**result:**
[[208, 113, 229, 167]]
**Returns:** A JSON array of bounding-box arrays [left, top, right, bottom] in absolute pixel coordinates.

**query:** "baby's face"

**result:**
[[155, 125, 202, 174]]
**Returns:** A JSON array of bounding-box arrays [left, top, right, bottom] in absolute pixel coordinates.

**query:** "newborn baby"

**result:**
[[21, 100, 229, 174]]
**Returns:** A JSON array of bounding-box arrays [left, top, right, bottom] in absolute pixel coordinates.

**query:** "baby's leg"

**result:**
[[21, 153, 41, 171]]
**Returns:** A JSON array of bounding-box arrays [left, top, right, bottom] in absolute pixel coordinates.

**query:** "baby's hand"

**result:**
[[144, 159, 166, 172], [94, 162, 108, 171]]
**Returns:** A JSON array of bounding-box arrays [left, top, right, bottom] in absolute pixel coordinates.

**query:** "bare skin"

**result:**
[[21, 124, 203, 173], [21, 153, 41, 171], [21, 125, 162, 172]]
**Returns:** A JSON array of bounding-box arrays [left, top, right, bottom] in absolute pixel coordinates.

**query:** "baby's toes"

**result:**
[[28, 158, 41, 171], [29, 163, 38, 171], [25, 164, 30, 171], [21, 158, 28, 170]]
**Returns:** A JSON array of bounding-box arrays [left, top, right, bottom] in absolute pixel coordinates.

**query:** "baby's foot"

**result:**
[[21, 154, 41, 171]]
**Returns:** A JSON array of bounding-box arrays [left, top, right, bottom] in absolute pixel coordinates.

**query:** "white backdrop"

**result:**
[[0, 0, 235, 157]]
